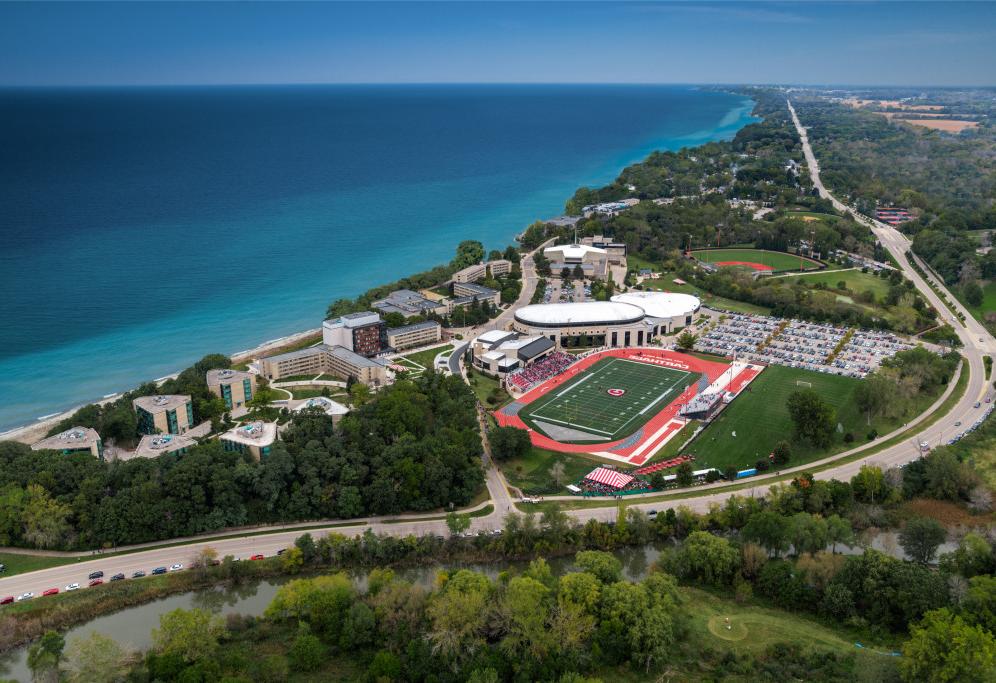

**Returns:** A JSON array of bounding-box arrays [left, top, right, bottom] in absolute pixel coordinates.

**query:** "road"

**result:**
[[2, 108, 992, 601]]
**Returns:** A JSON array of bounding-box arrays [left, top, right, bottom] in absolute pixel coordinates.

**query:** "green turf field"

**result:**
[[687, 365, 862, 469], [692, 248, 821, 272], [518, 357, 699, 442]]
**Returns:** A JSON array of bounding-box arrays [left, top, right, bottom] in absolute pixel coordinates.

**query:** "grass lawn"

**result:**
[[688, 364, 946, 470], [502, 447, 618, 495], [399, 344, 454, 376], [0, 552, 80, 578], [643, 419, 700, 464], [959, 279, 996, 328], [467, 367, 511, 407], [692, 248, 821, 272], [639, 271, 772, 315], [518, 357, 697, 442], [678, 587, 901, 682], [778, 269, 891, 300]]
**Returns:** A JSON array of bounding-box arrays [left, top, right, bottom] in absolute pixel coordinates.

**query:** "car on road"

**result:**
[[17, 592, 34, 601], [88, 579, 103, 587], [110, 573, 126, 582], [0, 597, 13, 605], [168, 564, 183, 572], [42, 588, 59, 597], [88, 570, 104, 580], [975, 402, 982, 409], [955, 421, 962, 427], [152, 567, 167, 575], [65, 583, 80, 591], [250, 554, 265, 561], [132, 570, 146, 579]]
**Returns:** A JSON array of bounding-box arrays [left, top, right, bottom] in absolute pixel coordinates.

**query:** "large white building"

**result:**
[[543, 244, 608, 279], [512, 292, 700, 349]]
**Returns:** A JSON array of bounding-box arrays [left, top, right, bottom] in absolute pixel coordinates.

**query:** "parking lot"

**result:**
[[696, 313, 915, 378]]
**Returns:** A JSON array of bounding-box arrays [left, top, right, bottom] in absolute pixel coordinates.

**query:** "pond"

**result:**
[[0, 545, 662, 681]]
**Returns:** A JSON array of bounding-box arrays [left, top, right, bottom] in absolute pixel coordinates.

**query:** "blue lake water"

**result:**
[[0, 84, 756, 431]]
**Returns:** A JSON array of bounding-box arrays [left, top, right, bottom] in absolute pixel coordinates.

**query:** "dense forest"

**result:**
[[792, 90, 996, 328], [0, 372, 483, 550]]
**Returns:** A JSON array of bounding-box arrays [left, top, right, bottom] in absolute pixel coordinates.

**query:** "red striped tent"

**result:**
[[584, 467, 634, 490]]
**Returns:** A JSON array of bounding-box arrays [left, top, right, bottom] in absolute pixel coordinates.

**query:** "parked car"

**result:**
[[88, 570, 104, 580], [42, 588, 59, 597], [17, 592, 34, 601], [65, 583, 80, 591], [250, 554, 265, 561], [88, 579, 103, 587], [0, 596, 13, 605], [168, 564, 183, 572], [152, 567, 167, 575], [110, 573, 126, 582], [276, 549, 286, 556], [0, 563, 6, 573], [132, 570, 146, 579]]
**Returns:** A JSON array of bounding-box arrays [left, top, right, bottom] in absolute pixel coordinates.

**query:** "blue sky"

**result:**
[[2, 2, 994, 86]]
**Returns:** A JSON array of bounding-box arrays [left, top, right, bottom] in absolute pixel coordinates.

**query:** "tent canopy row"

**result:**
[[583, 467, 634, 490]]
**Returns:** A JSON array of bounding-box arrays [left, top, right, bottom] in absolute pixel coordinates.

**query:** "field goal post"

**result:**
[[795, 380, 812, 389]]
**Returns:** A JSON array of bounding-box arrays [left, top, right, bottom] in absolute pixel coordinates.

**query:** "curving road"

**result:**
[[1, 106, 992, 602]]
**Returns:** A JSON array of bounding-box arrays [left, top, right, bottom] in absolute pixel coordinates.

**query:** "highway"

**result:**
[[1, 103, 992, 602]]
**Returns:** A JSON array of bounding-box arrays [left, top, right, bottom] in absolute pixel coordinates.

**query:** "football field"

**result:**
[[518, 357, 698, 442]]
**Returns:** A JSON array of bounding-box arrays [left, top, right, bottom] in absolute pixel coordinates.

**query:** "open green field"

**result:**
[[640, 270, 772, 315], [395, 344, 454, 377], [503, 447, 618, 495], [776, 269, 891, 300], [0, 552, 79, 578], [692, 248, 822, 272], [960, 279, 996, 328], [519, 357, 699, 442], [688, 364, 947, 470], [467, 366, 510, 407]]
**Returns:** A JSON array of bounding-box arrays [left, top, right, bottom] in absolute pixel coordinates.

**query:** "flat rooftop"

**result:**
[[221, 421, 278, 448], [132, 394, 191, 413], [134, 433, 196, 458], [32, 426, 101, 451], [206, 368, 253, 384], [387, 320, 441, 335]]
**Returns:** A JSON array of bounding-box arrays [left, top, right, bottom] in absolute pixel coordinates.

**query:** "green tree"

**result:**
[[488, 425, 532, 461], [22, 484, 72, 549], [675, 331, 698, 351], [288, 626, 324, 672], [667, 531, 740, 585], [825, 514, 854, 554], [900, 609, 996, 683], [786, 389, 836, 447], [742, 510, 789, 557], [899, 516, 947, 565], [445, 511, 471, 536], [676, 462, 694, 487], [27, 631, 64, 683], [500, 576, 554, 662], [259, 654, 290, 683], [280, 545, 304, 573], [63, 632, 131, 683], [576, 550, 623, 584], [772, 440, 792, 465], [152, 608, 225, 663], [427, 570, 491, 666]]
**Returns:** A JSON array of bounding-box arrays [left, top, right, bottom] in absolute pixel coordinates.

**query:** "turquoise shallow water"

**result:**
[[0, 85, 756, 431]]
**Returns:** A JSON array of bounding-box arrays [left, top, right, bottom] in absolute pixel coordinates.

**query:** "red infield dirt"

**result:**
[[494, 348, 759, 466], [714, 260, 774, 271]]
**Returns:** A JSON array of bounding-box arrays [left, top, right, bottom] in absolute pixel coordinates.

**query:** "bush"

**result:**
[[843, 432, 854, 443], [289, 630, 325, 672], [867, 429, 878, 440]]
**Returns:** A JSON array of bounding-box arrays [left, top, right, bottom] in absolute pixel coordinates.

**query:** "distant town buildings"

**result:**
[[582, 198, 639, 217], [32, 427, 103, 459], [133, 395, 194, 435], [875, 207, 914, 225], [206, 368, 256, 410], [220, 421, 278, 460]]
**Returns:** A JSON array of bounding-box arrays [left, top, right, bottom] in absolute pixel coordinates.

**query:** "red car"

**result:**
[[0, 596, 13, 605], [249, 554, 265, 561], [88, 579, 103, 587], [42, 588, 59, 597]]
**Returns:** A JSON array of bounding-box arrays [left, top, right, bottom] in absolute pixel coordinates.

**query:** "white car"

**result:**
[[168, 563, 183, 572], [65, 583, 80, 591], [16, 592, 34, 602]]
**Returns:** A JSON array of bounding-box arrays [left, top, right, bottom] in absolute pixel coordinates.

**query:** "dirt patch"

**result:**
[[901, 498, 993, 528], [900, 119, 979, 133], [802, 216, 819, 222]]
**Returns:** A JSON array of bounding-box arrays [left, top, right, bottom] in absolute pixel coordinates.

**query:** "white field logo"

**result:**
[[607, 388, 626, 397]]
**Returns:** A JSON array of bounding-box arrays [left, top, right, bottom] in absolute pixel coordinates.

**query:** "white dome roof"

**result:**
[[515, 301, 645, 327], [610, 291, 700, 319]]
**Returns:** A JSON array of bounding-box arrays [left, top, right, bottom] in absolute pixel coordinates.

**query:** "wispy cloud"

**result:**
[[632, 2, 813, 25]]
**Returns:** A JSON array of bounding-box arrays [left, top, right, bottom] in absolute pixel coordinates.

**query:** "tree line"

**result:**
[[0, 372, 484, 550]]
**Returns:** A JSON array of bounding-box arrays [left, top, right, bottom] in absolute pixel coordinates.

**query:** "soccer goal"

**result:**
[[796, 380, 813, 389]]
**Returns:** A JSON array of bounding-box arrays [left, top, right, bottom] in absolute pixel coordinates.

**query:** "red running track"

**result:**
[[494, 348, 732, 463], [714, 260, 774, 272]]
